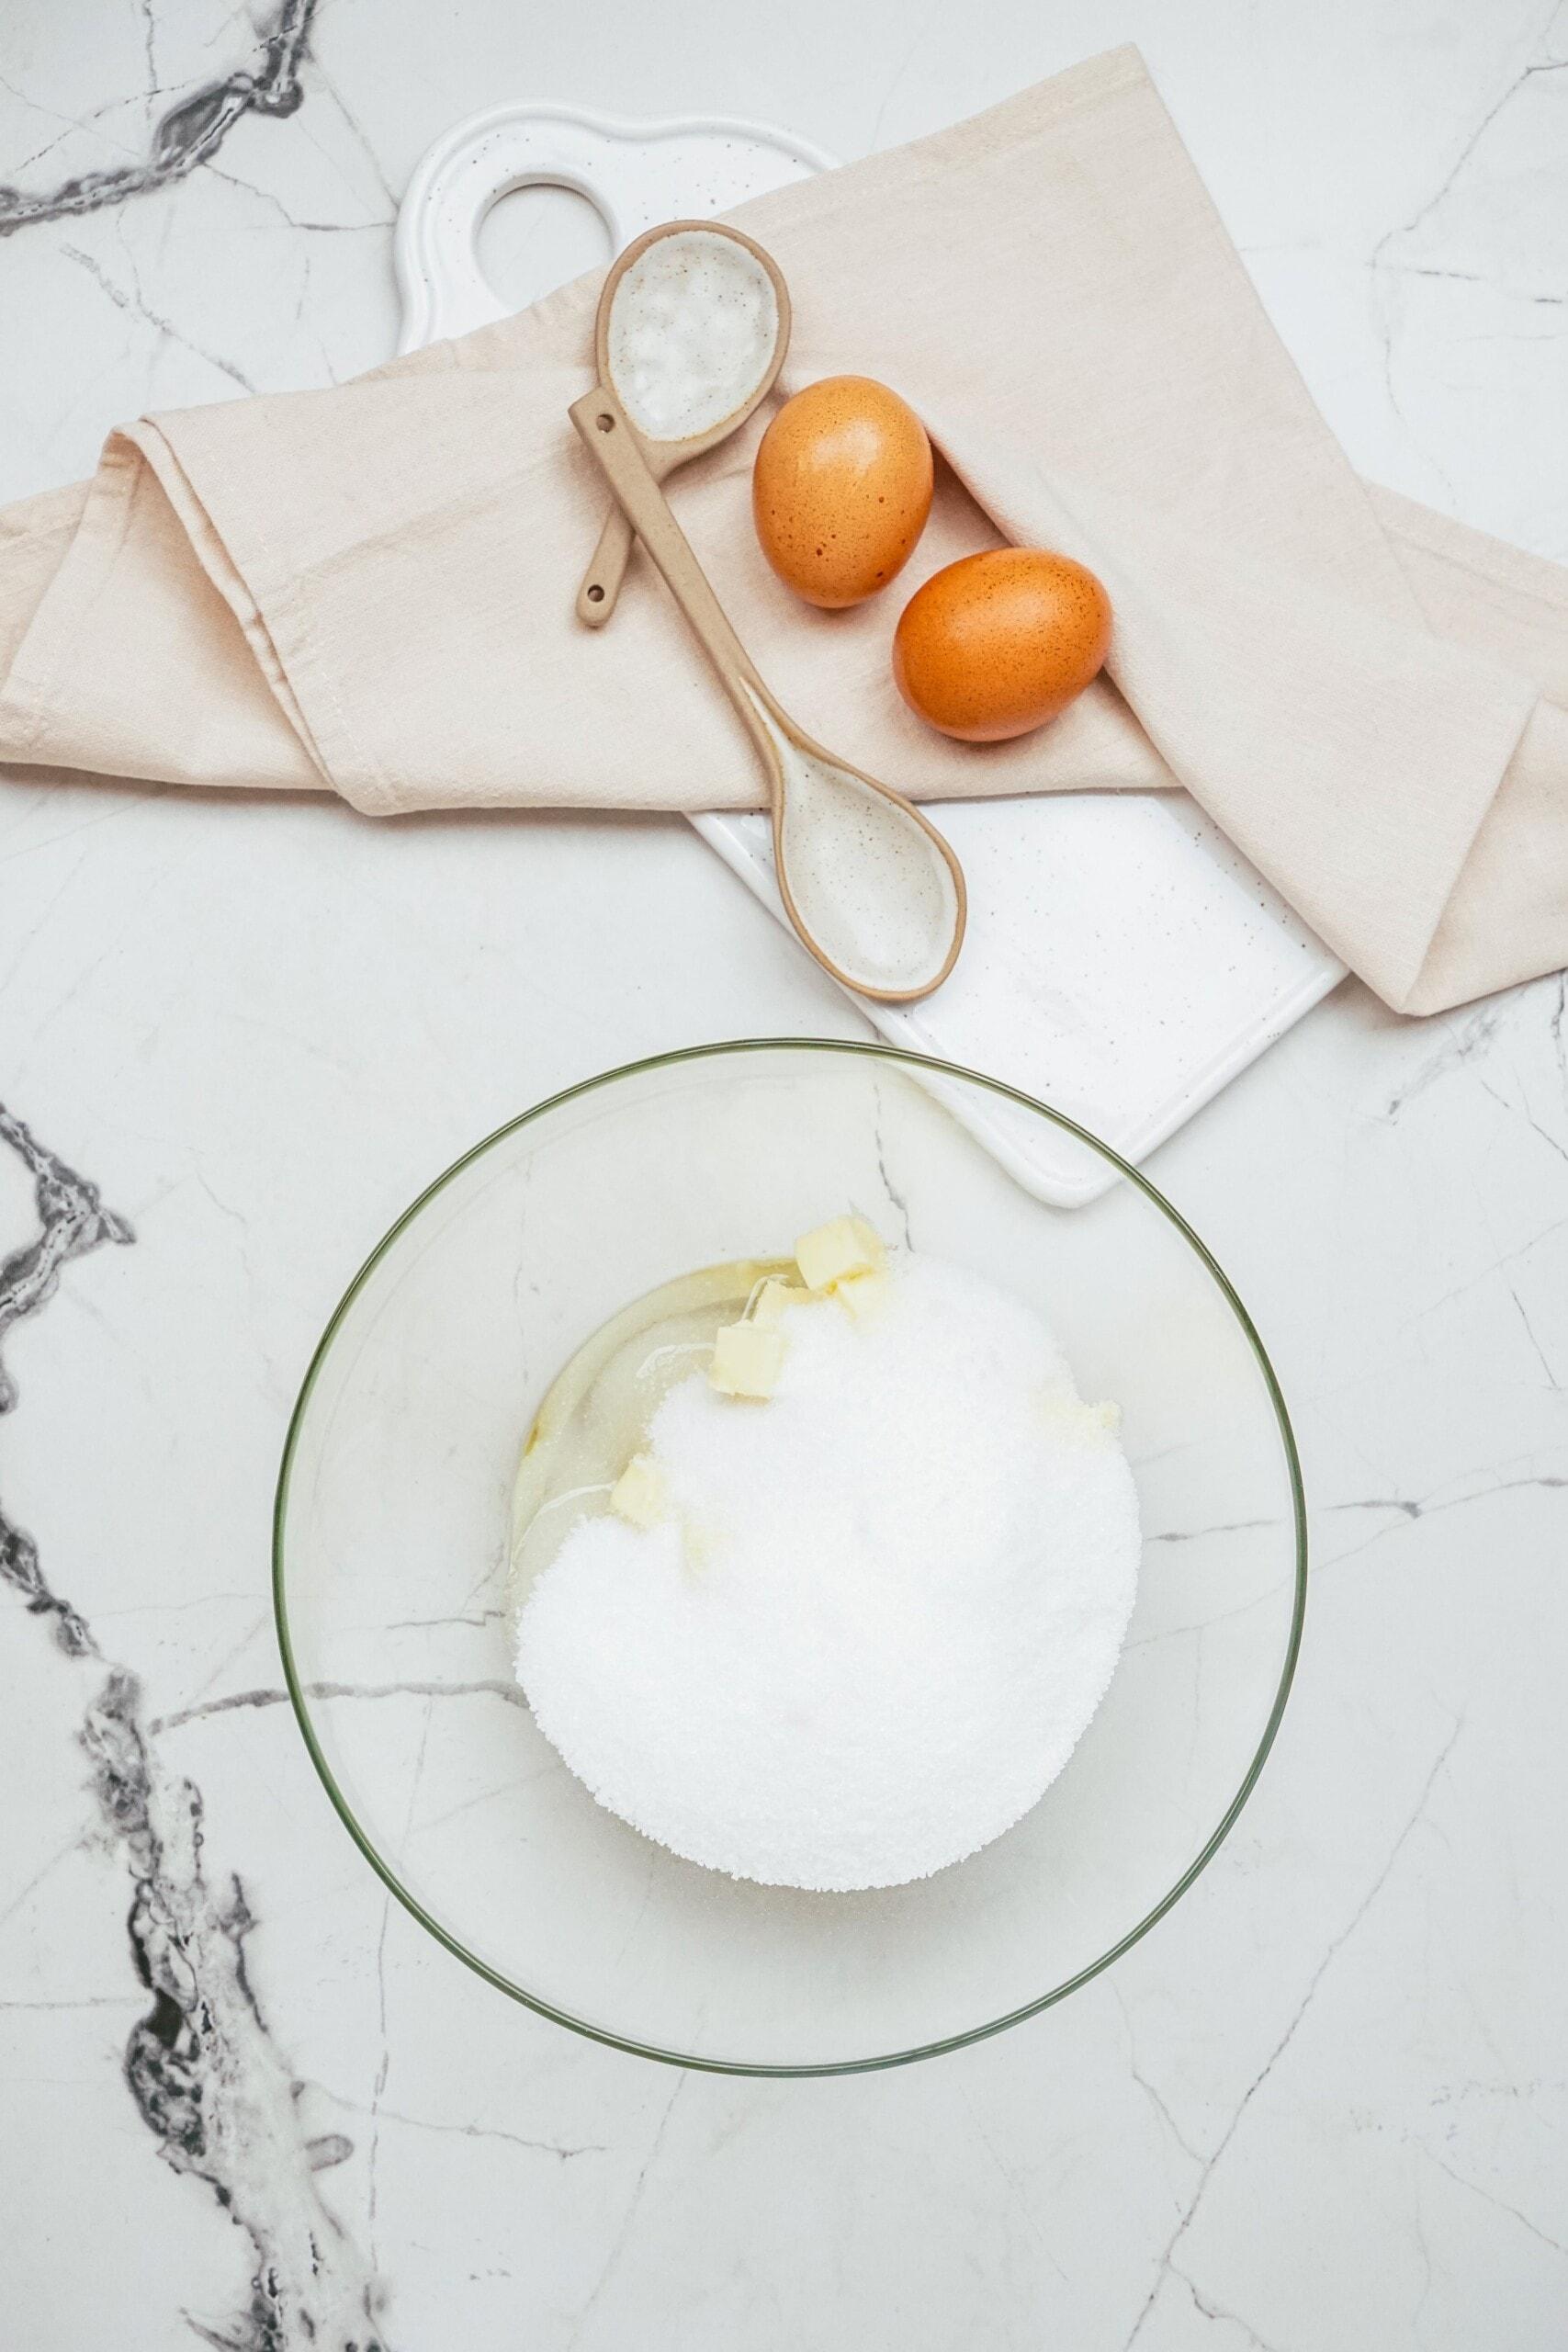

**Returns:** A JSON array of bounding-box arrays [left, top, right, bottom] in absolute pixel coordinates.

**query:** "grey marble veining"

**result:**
[[89, 1669, 387, 2352], [1, 2, 1565, 2345], [0, 1106, 387, 2351], [0, 1, 316, 238]]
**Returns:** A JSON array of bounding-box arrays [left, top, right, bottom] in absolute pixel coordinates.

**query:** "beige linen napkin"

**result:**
[[1, 46, 1562, 1015]]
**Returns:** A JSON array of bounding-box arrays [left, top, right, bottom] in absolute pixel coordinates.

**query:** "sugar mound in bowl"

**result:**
[[512, 1222, 1139, 1893]]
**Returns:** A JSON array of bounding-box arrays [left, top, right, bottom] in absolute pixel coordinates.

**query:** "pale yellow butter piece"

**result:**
[[795, 1215, 886, 1295], [610, 1453, 670, 1528], [708, 1320, 785, 1399], [1039, 1383, 1122, 1442], [750, 1277, 809, 1329], [836, 1269, 889, 1321], [682, 1517, 720, 1573]]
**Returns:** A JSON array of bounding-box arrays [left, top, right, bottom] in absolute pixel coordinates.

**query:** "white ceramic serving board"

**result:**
[[394, 104, 1345, 1205]]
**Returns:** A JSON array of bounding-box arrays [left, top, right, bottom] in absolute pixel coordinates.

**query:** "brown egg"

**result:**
[[752, 376, 933, 608], [893, 549, 1112, 742]]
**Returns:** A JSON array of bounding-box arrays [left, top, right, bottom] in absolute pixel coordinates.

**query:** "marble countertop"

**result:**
[[2, 4, 1564, 2346]]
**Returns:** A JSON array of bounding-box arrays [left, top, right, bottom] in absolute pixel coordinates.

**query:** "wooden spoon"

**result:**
[[575, 219, 790, 628], [570, 356, 966, 1002]]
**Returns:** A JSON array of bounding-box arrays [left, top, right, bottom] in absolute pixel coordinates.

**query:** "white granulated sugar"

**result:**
[[514, 1250, 1140, 1891], [606, 228, 777, 442]]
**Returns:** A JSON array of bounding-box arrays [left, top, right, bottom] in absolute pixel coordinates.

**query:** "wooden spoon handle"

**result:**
[[569, 386, 769, 723], [575, 505, 634, 628]]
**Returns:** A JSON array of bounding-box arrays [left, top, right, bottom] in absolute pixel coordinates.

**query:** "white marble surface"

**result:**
[[2, 3, 1565, 2346]]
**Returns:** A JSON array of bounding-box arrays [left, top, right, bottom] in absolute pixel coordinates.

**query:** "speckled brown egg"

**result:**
[[752, 376, 933, 608], [892, 549, 1112, 742]]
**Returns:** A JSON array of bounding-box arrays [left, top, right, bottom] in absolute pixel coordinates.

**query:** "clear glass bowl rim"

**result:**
[[272, 1036, 1308, 2077]]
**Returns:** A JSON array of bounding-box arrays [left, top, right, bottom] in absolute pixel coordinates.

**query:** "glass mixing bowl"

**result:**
[[274, 1041, 1304, 2075]]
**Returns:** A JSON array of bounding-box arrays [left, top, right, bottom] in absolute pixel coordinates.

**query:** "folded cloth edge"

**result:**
[[0, 42, 1562, 1019]]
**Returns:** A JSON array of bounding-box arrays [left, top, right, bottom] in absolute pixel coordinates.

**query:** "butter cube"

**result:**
[[1039, 1384, 1122, 1443], [708, 1320, 785, 1399], [836, 1270, 888, 1321], [750, 1277, 808, 1329], [795, 1215, 886, 1295], [683, 1518, 719, 1573], [610, 1453, 670, 1528]]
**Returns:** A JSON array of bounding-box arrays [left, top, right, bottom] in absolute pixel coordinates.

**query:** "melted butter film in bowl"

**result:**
[[509, 1258, 789, 1607]]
